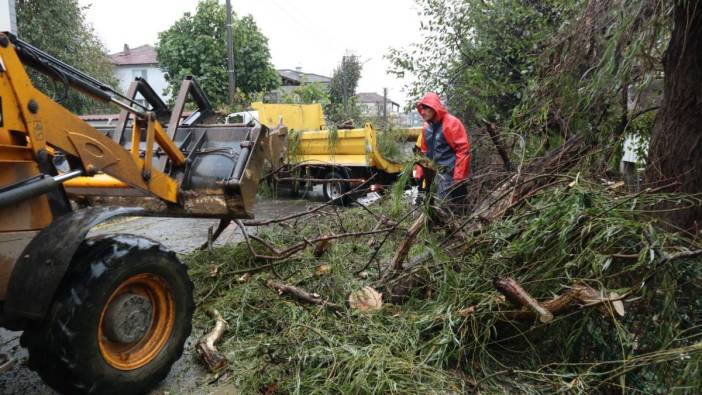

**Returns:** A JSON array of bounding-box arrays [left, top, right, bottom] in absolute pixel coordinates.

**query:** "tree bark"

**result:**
[[196, 309, 228, 372], [493, 277, 554, 323], [645, 2, 702, 231]]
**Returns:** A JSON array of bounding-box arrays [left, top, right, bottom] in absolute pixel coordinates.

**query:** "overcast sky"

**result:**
[[78, 0, 423, 107]]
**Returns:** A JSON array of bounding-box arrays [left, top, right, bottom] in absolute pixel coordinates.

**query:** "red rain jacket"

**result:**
[[415, 92, 471, 181]]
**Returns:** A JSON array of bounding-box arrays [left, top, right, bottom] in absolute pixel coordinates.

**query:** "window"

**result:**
[[131, 69, 147, 80]]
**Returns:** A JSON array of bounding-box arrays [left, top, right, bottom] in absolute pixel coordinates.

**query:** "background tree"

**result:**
[[387, 0, 571, 124], [390, 0, 674, 170], [281, 78, 330, 105], [645, 1, 702, 231], [327, 54, 362, 124], [16, 0, 117, 114], [157, 0, 279, 108]]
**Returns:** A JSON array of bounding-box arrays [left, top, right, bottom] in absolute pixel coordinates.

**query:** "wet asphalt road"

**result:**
[[0, 194, 319, 395]]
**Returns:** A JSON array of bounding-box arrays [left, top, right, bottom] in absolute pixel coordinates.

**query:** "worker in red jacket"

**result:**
[[415, 92, 471, 202]]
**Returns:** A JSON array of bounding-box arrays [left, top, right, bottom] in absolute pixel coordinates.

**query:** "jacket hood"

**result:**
[[416, 92, 447, 122]]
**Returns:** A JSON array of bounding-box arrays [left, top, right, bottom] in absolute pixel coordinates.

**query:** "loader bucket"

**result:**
[[175, 123, 268, 218], [65, 123, 270, 219], [62, 76, 274, 219]]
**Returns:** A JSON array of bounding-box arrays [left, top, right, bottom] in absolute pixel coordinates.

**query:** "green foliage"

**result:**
[[156, 0, 279, 107], [510, 0, 671, 142], [326, 125, 339, 156], [281, 78, 330, 105], [327, 54, 363, 124], [377, 126, 412, 163], [388, 0, 571, 122], [626, 110, 656, 164], [287, 130, 302, 162], [186, 182, 702, 393], [389, 0, 671, 159], [16, 0, 118, 114]]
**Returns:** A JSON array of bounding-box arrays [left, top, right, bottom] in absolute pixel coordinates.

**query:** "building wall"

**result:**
[[115, 64, 170, 103], [360, 102, 400, 117], [361, 102, 379, 116]]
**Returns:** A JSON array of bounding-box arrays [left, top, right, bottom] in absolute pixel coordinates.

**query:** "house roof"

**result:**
[[110, 45, 158, 66], [277, 69, 331, 84], [356, 92, 399, 107]]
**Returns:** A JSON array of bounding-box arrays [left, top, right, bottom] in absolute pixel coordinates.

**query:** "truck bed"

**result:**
[[289, 124, 420, 174]]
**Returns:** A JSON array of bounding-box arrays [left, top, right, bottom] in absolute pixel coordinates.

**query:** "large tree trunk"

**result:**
[[645, 2, 702, 231]]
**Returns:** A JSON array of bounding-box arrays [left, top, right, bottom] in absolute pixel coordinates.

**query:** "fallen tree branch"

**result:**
[[482, 119, 513, 171], [380, 213, 426, 284], [236, 219, 397, 261], [196, 308, 228, 372], [249, 234, 282, 255], [266, 279, 341, 310], [494, 249, 702, 322], [357, 206, 420, 275], [385, 136, 594, 304], [508, 284, 625, 320], [494, 277, 554, 323], [198, 217, 233, 251]]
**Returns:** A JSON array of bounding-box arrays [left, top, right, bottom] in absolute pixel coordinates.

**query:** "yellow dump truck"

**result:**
[[287, 123, 412, 200], [229, 103, 420, 203], [227, 102, 326, 132]]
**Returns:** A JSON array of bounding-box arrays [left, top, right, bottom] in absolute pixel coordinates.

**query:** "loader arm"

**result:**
[[0, 33, 183, 203]]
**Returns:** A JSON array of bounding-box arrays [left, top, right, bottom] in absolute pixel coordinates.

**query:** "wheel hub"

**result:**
[[330, 182, 341, 199], [103, 293, 153, 343]]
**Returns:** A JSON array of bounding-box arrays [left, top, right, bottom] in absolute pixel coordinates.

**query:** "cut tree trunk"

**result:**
[[645, 2, 702, 232], [196, 309, 228, 372], [494, 277, 554, 323]]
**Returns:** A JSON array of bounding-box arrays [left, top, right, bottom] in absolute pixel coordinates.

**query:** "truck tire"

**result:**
[[322, 170, 351, 205], [21, 234, 195, 395]]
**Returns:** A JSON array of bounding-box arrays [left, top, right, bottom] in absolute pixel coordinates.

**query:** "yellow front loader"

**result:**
[[0, 32, 277, 394]]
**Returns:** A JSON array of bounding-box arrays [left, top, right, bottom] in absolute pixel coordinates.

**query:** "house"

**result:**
[[109, 44, 169, 103], [401, 111, 424, 127], [268, 67, 332, 102], [356, 92, 400, 118], [278, 67, 332, 87]]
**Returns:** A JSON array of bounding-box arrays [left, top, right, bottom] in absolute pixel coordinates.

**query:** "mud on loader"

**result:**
[[0, 33, 285, 394]]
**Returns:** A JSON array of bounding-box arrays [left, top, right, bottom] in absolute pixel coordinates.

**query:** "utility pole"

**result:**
[[225, 0, 235, 105], [382, 87, 388, 127], [341, 56, 348, 116]]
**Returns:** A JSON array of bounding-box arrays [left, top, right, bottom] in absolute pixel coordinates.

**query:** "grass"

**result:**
[[184, 180, 702, 394]]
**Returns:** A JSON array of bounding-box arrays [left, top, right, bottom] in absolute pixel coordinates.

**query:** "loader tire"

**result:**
[[21, 234, 195, 395], [322, 170, 351, 205]]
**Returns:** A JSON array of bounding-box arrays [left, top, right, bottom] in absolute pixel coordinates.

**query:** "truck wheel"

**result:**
[[21, 234, 195, 395], [323, 170, 351, 205]]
